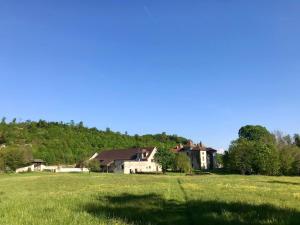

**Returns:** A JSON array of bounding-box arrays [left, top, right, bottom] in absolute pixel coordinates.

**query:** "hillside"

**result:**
[[0, 119, 188, 168]]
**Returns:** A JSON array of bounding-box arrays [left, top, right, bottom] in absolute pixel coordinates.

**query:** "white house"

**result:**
[[90, 147, 162, 174]]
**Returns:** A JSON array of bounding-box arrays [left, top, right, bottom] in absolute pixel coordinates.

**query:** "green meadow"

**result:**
[[0, 173, 299, 225]]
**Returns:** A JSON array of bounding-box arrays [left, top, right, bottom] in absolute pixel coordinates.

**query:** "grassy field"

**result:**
[[0, 173, 299, 225]]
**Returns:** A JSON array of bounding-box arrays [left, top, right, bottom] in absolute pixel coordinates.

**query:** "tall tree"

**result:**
[[173, 153, 191, 173], [294, 134, 300, 147], [228, 125, 280, 175], [154, 148, 174, 173], [1, 117, 6, 124], [239, 125, 275, 144]]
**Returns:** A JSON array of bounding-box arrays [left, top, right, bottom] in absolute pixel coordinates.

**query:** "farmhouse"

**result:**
[[90, 147, 162, 174], [172, 140, 217, 170]]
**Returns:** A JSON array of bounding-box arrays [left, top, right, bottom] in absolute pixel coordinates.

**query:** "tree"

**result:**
[[228, 139, 254, 175], [227, 125, 280, 175], [251, 142, 279, 175], [222, 151, 230, 170], [215, 153, 224, 168], [1, 147, 29, 172], [1, 117, 6, 124], [278, 146, 297, 175], [70, 120, 75, 126], [274, 131, 300, 175], [0, 151, 5, 172], [154, 148, 174, 173], [84, 159, 100, 172], [0, 133, 6, 145], [294, 134, 300, 148], [291, 152, 300, 175], [78, 121, 84, 128], [11, 118, 17, 124], [173, 153, 191, 173], [238, 125, 275, 144], [0, 119, 188, 166], [283, 135, 292, 146]]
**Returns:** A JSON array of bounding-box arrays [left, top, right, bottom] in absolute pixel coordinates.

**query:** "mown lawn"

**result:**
[[0, 173, 299, 225]]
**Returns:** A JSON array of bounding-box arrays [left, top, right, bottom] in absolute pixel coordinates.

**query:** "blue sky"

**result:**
[[1, 1, 300, 150]]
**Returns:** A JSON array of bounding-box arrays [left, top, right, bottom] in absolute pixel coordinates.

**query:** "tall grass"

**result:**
[[0, 173, 299, 225]]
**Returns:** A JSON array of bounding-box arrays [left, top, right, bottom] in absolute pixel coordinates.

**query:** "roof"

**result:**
[[189, 146, 217, 152], [31, 159, 45, 163], [172, 143, 217, 153], [205, 147, 218, 153], [95, 147, 155, 166]]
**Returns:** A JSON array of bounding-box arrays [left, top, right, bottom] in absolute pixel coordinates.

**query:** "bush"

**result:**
[[0, 146, 32, 172], [84, 159, 100, 172]]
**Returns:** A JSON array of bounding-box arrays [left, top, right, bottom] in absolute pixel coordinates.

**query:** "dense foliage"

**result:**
[[225, 125, 300, 176], [275, 131, 300, 175], [0, 118, 188, 171], [154, 147, 175, 173], [84, 159, 101, 172], [173, 153, 192, 173]]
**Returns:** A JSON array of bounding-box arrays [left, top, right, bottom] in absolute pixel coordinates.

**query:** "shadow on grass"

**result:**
[[266, 180, 300, 186], [83, 193, 300, 225]]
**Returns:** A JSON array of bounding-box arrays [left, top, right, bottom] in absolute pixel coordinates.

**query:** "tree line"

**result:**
[[1, 118, 299, 176], [0, 118, 188, 172], [223, 125, 300, 176]]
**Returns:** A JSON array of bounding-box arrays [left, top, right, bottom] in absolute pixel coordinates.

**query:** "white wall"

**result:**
[[200, 150, 207, 169], [108, 148, 162, 174], [56, 167, 89, 173], [89, 153, 99, 160], [123, 161, 162, 174], [16, 165, 89, 173], [121, 147, 162, 174], [16, 164, 34, 173]]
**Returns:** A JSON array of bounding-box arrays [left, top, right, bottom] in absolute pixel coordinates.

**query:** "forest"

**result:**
[[0, 118, 188, 171]]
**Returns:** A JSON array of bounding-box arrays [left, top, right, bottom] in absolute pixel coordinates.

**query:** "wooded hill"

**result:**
[[0, 119, 188, 169]]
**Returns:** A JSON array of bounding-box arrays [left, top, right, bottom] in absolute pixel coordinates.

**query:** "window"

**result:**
[[143, 152, 147, 158], [121, 165, 124, 170]]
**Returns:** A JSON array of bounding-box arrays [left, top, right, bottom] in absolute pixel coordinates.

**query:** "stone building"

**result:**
[[172, 140, 217, 170]]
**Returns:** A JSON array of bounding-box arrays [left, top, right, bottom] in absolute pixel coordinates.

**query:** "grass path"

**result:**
[[177, 178, 195, 225]]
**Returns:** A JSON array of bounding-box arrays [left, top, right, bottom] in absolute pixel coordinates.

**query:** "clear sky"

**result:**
[[1, 1, 300, 150]]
